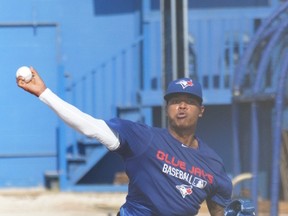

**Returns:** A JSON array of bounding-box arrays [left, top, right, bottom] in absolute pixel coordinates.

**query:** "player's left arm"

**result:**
[[206, 199, 225, 216]]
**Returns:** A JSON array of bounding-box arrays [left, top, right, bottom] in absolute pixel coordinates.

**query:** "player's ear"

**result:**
[[198, 105, 205, 118]]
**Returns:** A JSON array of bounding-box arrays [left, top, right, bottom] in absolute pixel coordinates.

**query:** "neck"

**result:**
[[168, 128, 198, 149]]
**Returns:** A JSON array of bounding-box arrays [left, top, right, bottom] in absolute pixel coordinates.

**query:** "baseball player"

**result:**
[[17, 67, 233, 216]]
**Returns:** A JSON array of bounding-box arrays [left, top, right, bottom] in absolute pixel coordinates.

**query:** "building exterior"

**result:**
[[1, 0, 287, 214]]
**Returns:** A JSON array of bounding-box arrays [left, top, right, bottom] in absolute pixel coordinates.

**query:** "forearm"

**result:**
[[39, 88, 120, 150], [209, 208, 224, 216], [206, 200, 225, 216]]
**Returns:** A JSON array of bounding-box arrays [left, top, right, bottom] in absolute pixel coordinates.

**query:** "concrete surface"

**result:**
[[0, 188, 287, 216]]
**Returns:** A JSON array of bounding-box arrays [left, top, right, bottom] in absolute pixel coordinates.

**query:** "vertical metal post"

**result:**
[[251, 102, 259, 214], [231, 101, 241, 194], [176, 0, 189, 78], [57, 64, 68, 190], [161, 0, 189, 85], [161, 0, 189, 127], [142, 0, 151, 91]]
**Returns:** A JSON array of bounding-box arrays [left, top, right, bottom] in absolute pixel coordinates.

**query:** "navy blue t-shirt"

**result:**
[[106, 118, 232, 216]]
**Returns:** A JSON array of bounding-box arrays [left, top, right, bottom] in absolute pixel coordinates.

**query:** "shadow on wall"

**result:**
[[93, 0, 141, 15], [93, 0, 270, 16], [187, 0, 269, 8], [149, 0, 269, 10]]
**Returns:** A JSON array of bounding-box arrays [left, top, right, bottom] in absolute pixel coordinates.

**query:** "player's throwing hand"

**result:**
[[16, 67, 47, 97]]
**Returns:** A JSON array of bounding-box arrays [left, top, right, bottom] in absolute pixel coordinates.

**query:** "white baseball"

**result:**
[[16, 66, 32, 83]]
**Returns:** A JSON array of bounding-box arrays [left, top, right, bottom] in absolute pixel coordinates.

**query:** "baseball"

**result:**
[[16, 66, 32, 83]]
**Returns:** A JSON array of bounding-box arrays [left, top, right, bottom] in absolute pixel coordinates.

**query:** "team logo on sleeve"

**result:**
[[176, 79, 193, 89], [176, 184, 193, 198]]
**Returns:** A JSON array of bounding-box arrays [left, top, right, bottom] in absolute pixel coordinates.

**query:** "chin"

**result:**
[[174, 124, 190, 130]]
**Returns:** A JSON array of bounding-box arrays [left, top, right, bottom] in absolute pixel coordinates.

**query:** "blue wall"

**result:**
[[0, 0, 281, 189], [0, 0, 138, 187]]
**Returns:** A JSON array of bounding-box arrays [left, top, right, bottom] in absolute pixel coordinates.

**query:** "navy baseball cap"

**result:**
[[164, 78, 203, 103]]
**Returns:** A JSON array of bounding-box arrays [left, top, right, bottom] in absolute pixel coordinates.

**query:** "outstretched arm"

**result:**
[[16, 67, 120, 150], [206, 199, 225, 216]]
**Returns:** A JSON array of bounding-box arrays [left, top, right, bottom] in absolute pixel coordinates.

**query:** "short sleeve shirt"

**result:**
[[106, 118, 232, 216]]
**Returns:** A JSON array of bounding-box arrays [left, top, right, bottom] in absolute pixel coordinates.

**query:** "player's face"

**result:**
[[166, 94, 204, 132]]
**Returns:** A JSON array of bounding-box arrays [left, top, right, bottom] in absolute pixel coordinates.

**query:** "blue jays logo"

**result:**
[[176, 184, 193, 198], [176, 79, 193, 89]]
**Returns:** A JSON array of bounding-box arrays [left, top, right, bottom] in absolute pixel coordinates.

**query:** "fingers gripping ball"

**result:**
[[16, 66, 32, 83]]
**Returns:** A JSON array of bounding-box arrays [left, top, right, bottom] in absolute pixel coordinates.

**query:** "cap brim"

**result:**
[[164, 93, 203, 103]]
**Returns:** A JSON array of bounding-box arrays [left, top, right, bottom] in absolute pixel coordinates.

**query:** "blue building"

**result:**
[[1, 0, 288, 215]]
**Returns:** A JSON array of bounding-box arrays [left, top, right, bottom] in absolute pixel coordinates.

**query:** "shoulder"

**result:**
[[106, 118, 150, 131], [197, 137, 232, 187], [105, 118, 162, 141], [197, 137, 224, 164]]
